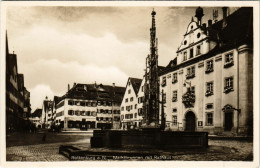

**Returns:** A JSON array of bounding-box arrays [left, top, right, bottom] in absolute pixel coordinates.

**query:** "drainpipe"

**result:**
[[236, 43, 240, 135]]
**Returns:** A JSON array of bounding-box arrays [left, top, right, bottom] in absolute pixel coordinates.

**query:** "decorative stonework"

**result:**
[[182, 91, 195, 108], [222, 104, 234, 112]]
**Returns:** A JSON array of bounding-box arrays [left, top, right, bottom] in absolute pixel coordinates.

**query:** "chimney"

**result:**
[[222, 7, 228, 28], [68, 84, 70, 91], [208, 19, 212, 27], [112, 83, 115, 87]]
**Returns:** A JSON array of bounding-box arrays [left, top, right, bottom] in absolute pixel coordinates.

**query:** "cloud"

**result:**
[[30, 84, 55, 111], [21, 59, 129, 112], [7, 6, 240, 112]]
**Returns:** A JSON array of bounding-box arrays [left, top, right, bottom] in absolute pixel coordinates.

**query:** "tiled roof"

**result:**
[[129, 77, 142, 95], [58, 83, 125, 104], [31, 108, 42, 118], [210, 7, 253, 45]]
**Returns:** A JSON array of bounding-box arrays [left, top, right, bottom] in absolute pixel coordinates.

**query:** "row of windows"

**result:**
[[121, 113, 138, 119], [162, 77, 233, 99], [162, 53, 235, 87], [67, 100, 118, 107], [68, 110, 96, 116], [96, 117, 113, 121], [124, 104, 138, 111], [125, 97, 134, 103], [183, 44, 201, 61], [68, 100, 97, 107], [97, 109, 120, 114]]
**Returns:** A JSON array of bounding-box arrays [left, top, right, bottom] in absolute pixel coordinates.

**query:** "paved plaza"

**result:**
[[6, 132, 253, 161]]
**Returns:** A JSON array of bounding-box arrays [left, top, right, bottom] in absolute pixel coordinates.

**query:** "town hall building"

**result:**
[[159, 7, 253, 135]]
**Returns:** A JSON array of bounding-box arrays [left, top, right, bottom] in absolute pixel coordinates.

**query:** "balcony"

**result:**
[[224, 61, 234, 68], [186, 73, 195, 79], [205, 90, 213, 97], [224, 86, 234, 94]]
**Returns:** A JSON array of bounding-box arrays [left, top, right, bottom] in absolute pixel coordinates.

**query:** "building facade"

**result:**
[[6, 32, 31, 133], [41, 97, 54, 129], [120, 77, 144, 129], [55, 83, 125, 130], [159, 7, 253, 135], [29, 108, 42, 129]]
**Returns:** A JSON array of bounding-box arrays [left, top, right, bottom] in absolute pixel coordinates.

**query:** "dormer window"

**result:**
[[224, 52, 234, 68], [186, 66, 195, 79], [183, 51, 187, 61], [184, 40, 187, 45]]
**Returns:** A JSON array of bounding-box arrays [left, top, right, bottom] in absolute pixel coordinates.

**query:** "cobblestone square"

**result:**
[[6, 132, 253, 161]]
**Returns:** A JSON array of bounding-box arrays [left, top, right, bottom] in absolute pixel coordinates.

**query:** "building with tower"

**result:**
[[159, 7, 253, 135]]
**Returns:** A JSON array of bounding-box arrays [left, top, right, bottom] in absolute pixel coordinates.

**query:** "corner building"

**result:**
[[159, 7, 253, 135], [55, 83, 125, 130]]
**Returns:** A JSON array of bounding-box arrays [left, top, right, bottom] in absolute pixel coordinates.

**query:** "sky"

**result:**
[[6, 6, 238, 112]]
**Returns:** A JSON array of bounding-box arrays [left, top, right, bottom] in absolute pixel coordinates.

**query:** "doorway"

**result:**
[[185, 111, 196, 131], [224, 112, 233, 131]]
